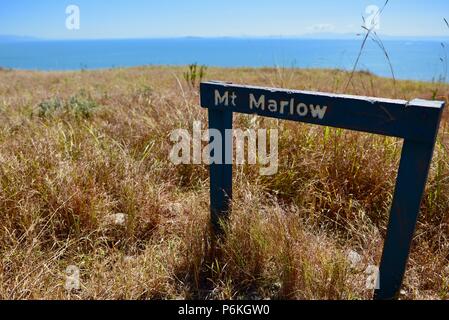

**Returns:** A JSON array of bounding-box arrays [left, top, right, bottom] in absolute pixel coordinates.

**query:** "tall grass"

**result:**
[[345, 1, 397, 96], [0, 66, 448, 299]]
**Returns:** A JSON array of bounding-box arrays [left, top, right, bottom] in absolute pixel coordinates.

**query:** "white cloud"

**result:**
[[307, 23, 336, 33]]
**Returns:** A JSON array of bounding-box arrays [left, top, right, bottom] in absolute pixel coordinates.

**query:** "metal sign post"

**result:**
[[200, 81, 445, 300]]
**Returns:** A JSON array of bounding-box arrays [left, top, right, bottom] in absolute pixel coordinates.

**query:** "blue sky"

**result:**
[[0, 0, 448, 39]]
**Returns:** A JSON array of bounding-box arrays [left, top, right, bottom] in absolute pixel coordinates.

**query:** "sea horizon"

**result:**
[[1, 37, 448, 83]]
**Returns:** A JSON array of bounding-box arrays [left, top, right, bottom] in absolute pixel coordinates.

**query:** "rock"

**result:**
[[365, 265, 380, 290], [105, 213, 127, 226], [347, 249, 362, 268]]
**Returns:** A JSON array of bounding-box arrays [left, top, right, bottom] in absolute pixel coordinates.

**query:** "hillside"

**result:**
[[0, 66, 448, 299]]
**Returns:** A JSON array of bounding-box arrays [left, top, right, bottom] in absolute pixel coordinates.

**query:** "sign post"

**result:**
[[208, 107, 233, 234], [200, 80, 445, 300]]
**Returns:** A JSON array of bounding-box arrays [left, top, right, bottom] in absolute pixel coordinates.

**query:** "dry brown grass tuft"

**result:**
[[0, 66, 448, 300]]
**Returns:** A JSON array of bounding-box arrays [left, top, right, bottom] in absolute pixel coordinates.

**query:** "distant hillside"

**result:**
[[288, 32, 449, 41], [0, 34, 448, 43]]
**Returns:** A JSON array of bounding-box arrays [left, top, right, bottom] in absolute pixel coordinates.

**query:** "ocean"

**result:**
[[0, 38, 447, 82]]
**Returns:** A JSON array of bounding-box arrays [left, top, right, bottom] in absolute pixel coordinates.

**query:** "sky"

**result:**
[[0, 0, 448, 39]]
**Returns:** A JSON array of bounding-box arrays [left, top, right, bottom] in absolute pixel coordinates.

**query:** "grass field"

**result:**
[[0, 66, 448, 300]]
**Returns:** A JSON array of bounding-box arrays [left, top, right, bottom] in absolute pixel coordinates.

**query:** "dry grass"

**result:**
[[0, 66, 448, 300]]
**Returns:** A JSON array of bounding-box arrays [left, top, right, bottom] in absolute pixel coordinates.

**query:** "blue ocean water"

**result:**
[[0, 38, 447, 82]]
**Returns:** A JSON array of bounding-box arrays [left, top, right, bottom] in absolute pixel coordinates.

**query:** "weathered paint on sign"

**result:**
[[201, 81, 443, 143], [200, 80, 445, 300]]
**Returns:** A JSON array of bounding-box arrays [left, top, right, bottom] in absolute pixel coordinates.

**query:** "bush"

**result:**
[[38, 92, 98, 118], [183, 63, 207, 88], [37, 97, 64, 117]]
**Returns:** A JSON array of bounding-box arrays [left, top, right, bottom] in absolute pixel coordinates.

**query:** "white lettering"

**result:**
[[247, 93, 328, 119], [249, 94, 265, 110], [65, 5, 80, 30], [234, 129, 257, 165], [169, 129, 191, 165], [280, 101, 289, 114], [297, 103, 308, 117], [310, 105, 328, 120], [215, 90, 229, 106], [268, 100, 278, 112], [258, 129, 279, 176]]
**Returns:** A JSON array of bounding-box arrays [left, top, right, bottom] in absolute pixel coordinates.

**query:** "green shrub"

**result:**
[[37, 97, 64, 117], [183, 63, 207, 88], [38, 92, 98, 118], [67, 93, 98, 118]]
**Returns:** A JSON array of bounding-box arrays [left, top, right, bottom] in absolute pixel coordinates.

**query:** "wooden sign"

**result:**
[[200, 80, 445, 300]]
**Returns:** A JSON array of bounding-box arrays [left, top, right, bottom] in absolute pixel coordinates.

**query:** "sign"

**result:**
[[200, 80, 445, 300]]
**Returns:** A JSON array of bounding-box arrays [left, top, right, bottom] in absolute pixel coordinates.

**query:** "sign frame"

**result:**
[[200, 80, 445, 300]]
